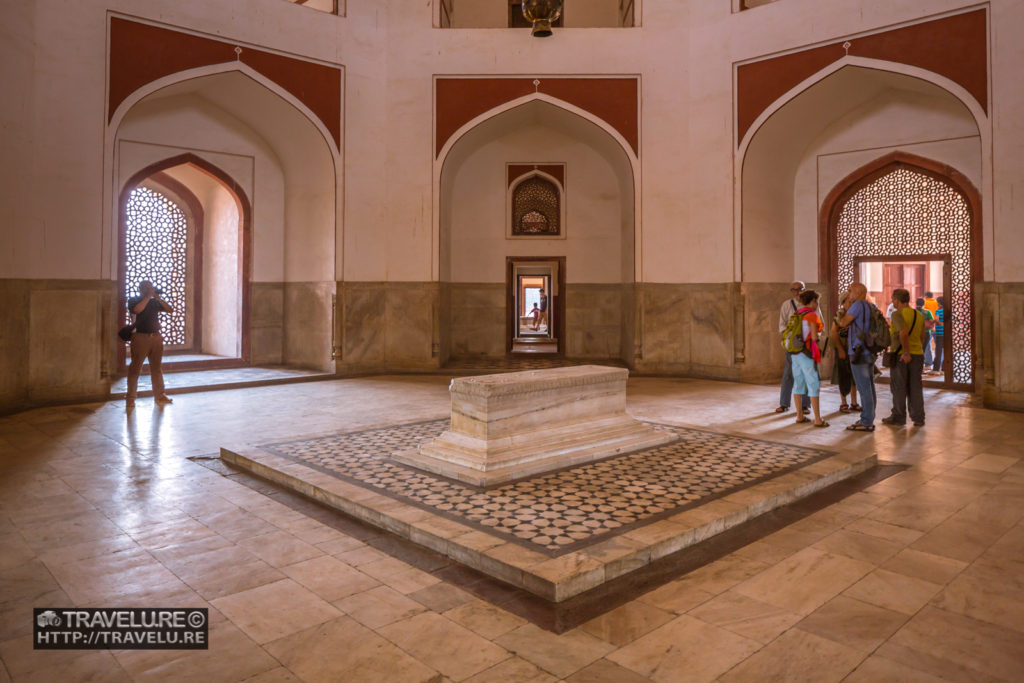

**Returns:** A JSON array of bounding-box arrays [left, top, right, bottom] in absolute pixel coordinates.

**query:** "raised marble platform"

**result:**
[[393, 365, 677, 486], [221, 419, 877, 602]]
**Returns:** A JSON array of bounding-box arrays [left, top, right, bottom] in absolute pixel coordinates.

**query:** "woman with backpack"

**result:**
[[786, 290, 829, 428], [829, 290, 859, 414]]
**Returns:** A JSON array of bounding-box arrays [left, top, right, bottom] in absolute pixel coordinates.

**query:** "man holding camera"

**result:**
[[126, 280, 174, 409]]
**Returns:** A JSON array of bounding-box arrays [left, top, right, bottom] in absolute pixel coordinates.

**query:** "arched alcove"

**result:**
[[741, 64, 982, 284], [118, 154, 251, 371], [438, 98, 635, 362], [110, 68, 338, 371]]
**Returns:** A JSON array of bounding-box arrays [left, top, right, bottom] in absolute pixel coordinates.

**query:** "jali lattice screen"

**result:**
[[125, 186, 188, 346], [512, 176, 560, 236], [836, 167, 972, 385]]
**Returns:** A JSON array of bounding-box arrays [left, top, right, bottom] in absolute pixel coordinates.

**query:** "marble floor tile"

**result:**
[[564, 658, 654, 683], [335, 585, 426, 629], [315, 534, 368, 556], [407, 582, 474, 613], [842, 653, 949, 682], [0, 635, 130, 682], [843, 517, 924, 545], [380, 566, 442, 595], [462, 655, 558, 683], [606, 614, 760, 683], [579, 601, 676, 647], [443, 600, 527, 640], [811, 528, 905, 565], [236, 529, 324, 567], [675, 554, 770, 595], [265, 616, 440, 683], [635, 578, 714, 614], [910, 518, 1004, 563], [881, 548, 968, 585], [0, 560, 62, 605], [719, 628, 865, 682], [959, 454, 1020, 473], [931, 556, 1024, 633], [842, 568, 943, 615], [796, 595, 908, 652], [0, 587, 70, 642], [280, 554, 381, 602], [378, 612, 511, 680], [688, 590, 803, 644], [877, 606, 1024, 681], [496, 624, 616, 679], [113, 621, 278, 681], [210, 578, 341, 644], [733, 547, 874, 615]]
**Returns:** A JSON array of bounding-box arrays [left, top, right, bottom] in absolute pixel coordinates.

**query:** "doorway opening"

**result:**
[[118, 156, 251, 374], [823, 155, 979, 390], [856, 256, 951, 387], [508, 257, 564, 355]]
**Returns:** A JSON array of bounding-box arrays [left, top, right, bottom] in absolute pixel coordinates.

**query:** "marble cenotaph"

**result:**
[[393, 365, 677, 486]]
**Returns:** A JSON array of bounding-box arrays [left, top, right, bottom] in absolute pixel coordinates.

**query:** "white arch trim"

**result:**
[[432, 92, 641, 282], [733, 55, 992, 282], [102, 61, 342, 279], [506, 169, 568, 240]]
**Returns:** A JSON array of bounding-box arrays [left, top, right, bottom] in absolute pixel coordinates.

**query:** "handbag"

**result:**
[[881, 351, 898, 368], [818, 339, 836, 379], [117, 324, 136, 342]]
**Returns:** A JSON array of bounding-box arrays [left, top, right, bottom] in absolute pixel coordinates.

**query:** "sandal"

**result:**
[[839, 404, 852, 413], [774, 406, 789, 413], [813, 421, 830, 428], [846, 424, 875, 432], [795, 417, 809, 424], [849, 404, 861, 411]]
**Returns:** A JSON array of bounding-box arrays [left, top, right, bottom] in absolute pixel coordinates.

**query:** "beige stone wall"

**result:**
[[250, 283, 284, 365], [283, 282, 336, 371], [0, 280, 117, 414], [338, 282, 438, 372], [977, 282, 1024, 411], [443, 283, 506, 360]]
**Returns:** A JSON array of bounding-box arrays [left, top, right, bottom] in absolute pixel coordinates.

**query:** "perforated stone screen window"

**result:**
[[836, 167, 973, 385], [125, 186, 189, 346], [512, 176, 560, 236]]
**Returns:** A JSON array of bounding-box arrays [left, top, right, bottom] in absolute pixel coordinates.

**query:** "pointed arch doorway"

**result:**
[[117, 154, 252, 372], [820, 153, 981, 390]]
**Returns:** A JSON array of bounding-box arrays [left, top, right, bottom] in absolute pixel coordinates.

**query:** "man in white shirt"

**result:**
[[776, 281, 809, 414]]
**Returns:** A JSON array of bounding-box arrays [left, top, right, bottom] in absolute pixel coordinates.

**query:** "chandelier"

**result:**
[[522, 0, 563, 37]]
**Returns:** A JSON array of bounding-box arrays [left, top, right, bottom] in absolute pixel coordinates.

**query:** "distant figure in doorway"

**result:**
[[537, 288, 548, 331], [923, 291, 940, 373], [776, 281, 809, 415], [932, 295, 946, 375], [883, 288, 926, 427], [126, 280, 174, 409], [915, 297, 935, 369], [530, 304, 541, 330], [829, 290, 859, 414], [839, 282, 877, 432], [790, 290, 828, 428]]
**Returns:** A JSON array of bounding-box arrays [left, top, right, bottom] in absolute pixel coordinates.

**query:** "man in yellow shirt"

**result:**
[[883, 288, 927, 427]]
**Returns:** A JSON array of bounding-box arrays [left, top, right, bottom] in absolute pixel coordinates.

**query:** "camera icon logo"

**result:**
[[37, 611, 61, 628]]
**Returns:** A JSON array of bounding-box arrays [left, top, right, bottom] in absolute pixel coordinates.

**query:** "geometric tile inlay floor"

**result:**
[[263, 419, 838, 557]]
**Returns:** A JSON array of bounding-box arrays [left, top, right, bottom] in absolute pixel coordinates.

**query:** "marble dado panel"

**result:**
[[565, 284, 627, 359], [250, 283, 284, 365], [284, 282, 335, 372], [976, 281, 1024, 411], [0, 279, 117, 414], [338, 282, 438, 372], [443, 283, 506, 360]]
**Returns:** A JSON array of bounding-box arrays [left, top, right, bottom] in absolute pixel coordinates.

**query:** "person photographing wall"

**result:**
[[126, 280, 174, 409]]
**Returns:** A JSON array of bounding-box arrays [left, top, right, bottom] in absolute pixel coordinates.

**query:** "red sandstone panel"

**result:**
[[436, 77, 639, 157], [507, 164, 565, 187], [737, 9, 988, 144], [108, 17, 342, 149]]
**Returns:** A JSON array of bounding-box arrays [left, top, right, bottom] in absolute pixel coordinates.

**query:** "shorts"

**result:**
[[791, 352, 820, 397]]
